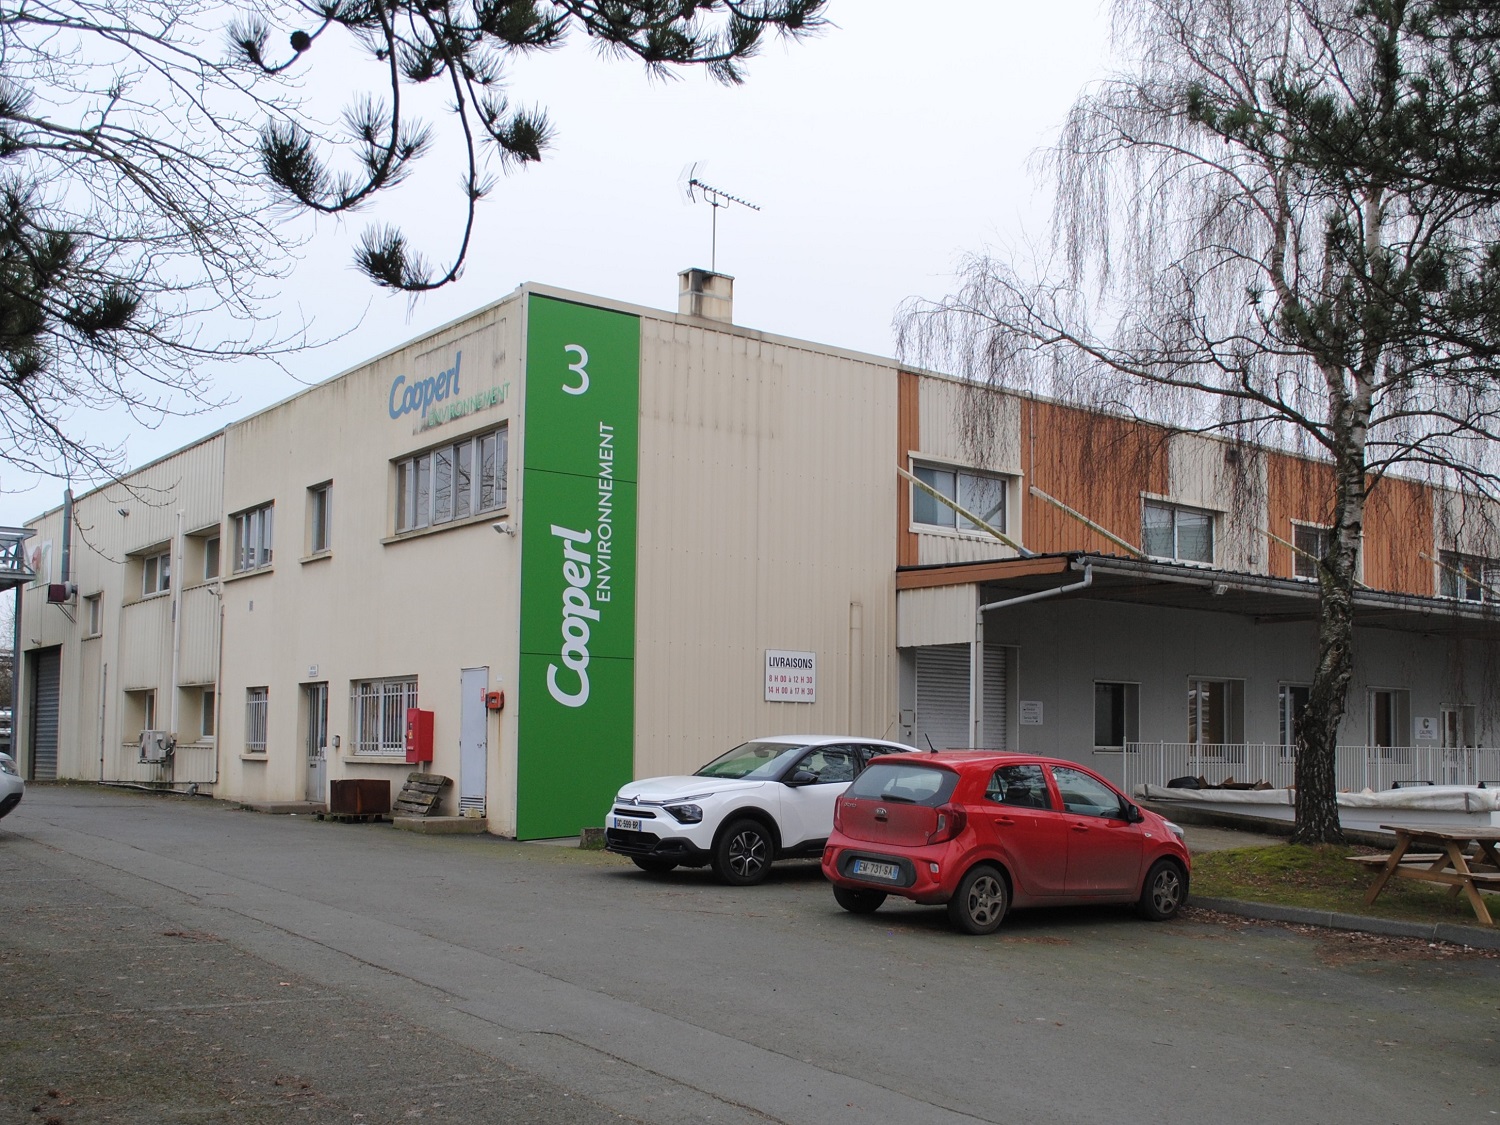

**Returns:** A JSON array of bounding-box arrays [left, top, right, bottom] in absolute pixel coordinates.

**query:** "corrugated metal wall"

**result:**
[[633, 319, 900, 776]]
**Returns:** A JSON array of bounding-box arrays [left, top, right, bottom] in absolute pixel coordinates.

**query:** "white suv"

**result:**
[[604, 735, 919, 885]]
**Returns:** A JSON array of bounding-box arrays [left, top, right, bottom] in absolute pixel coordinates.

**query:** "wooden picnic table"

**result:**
[[1349, 824, 1500, 926]]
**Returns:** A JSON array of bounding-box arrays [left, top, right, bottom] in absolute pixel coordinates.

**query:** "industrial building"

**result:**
[[16, 272, 1500, 837]]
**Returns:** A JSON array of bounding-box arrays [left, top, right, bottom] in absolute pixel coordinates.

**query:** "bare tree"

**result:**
[[898, 0, 1500, 843], [0, 0, 310, 484], [235, 0, 828, 291]]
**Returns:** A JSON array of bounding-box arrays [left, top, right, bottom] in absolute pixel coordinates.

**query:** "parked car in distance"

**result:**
[[823, 752, 1190, 934], [0, 750, 23, 819], [605, 735, 920, 885]]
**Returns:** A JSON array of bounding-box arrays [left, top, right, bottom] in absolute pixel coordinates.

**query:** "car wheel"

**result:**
[[713, 818, 774, 886], [631, 856, 678, 874], [1138, 858, 1187, 921], [833, 885, 887, 914], [946, 864, 1008, 934]]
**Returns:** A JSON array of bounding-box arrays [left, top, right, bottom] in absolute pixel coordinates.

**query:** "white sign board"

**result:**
[[765, 649, 816, 702], [1020, 700, 1044, 725], [1414, 716, 1438, 743]]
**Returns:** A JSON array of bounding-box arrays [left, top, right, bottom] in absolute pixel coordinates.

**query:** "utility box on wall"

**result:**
[[405, 708, 435, 764]]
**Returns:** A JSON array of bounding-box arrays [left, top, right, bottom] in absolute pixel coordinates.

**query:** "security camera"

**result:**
[[493, 521, 514, 536], [117, 507, 130, 517]]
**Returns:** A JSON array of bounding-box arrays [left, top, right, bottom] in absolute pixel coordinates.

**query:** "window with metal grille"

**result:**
[[395, 427, 507, 533], [1292, 524, 1328, 580], [245, 687, 268, 753], [351, 677, 418, 755]]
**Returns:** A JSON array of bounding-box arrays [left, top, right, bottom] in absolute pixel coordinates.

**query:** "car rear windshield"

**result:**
[[694, 741, 805, 780], [846, 762, 958, 806]]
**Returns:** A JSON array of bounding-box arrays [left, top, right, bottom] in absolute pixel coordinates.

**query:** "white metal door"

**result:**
[[460, 666, 488, 816], [304, 683, 328, 804]]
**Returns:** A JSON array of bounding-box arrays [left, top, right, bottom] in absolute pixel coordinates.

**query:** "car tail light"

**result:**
[[833, 798, 845, 833], [927, 804, 966, 844]]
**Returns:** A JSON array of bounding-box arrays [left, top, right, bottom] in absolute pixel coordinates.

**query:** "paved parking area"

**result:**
[[3, 785, 1498, 1125]]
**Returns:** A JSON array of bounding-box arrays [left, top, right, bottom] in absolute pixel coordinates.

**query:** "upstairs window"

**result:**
[[1438, 551, 1499, 602], [142, 549, 171, 596], [308, 482, 332, 555], [395, 426, 507, 533], [912, 463, 1007, 534], [1292, 524, 1328, 580], [232, 504, 273, 573], [1143, 500, 1214, 564]]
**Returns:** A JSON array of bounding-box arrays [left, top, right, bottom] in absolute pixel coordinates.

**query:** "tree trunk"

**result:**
[[1291, 407, 1368, 845]]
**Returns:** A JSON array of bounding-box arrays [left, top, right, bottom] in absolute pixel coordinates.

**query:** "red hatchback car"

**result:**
[[822, 752, 1190, 934]]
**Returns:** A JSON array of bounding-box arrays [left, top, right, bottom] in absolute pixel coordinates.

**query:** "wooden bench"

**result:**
[[1346, 852, 1445, 866]]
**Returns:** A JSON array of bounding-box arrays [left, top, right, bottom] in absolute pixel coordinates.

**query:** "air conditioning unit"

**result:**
[[139, 730, 175, 764]]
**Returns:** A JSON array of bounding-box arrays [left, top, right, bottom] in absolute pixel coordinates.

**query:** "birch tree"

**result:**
[[897, 0, 1500, 843]]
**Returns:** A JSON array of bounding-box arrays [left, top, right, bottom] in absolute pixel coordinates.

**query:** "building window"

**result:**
[[1143, 501, 1214, 564], [1438, 551, 1498, 602], [142, 549, 171, 595], [232, 504, 273, 573], [1442, 704, 1476, 749], [85, 593, 102, 637], [911, 463, 1008, 533], [1093, 682, 1139, 750], [308, 483, 332, 554], [1292, 524, 1328, 580], [1279, 684, 1310, 750], [245, 687, 268, 753], [1368, 688, 1410, 749], [1187, 678, 1243, 747], [395, 427, 507, 533], [204, 535, 220, 579], [351, 677, 418, 756], [128, 689, 158, 733], [201, 689, 216, 739]]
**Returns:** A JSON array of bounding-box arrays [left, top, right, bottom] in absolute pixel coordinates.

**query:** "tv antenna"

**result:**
[[678, 162, 760, 273]]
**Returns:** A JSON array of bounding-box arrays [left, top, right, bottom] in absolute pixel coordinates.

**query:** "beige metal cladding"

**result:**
[[178, 584, 220, 684], [633, 317, 901, 778]]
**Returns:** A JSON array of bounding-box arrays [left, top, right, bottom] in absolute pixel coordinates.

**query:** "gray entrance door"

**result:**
[[459, 667, 488, 816], [304, 682, 328, 804], [29, 647, 60, 780]]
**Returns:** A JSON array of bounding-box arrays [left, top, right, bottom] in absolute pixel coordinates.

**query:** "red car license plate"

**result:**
[[852, 858, 899, 881]]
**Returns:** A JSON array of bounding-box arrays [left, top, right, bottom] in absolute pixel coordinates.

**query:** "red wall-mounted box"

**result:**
[[405, 707, 434, 764]]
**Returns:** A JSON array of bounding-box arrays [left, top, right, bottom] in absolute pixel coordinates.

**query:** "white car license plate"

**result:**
[[852, 858, 899, 881], [614, 816, 642, 832]]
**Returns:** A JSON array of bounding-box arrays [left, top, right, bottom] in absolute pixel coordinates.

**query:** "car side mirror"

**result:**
[[1123, 803, 1143, 823], [787, 769, 818, 787]]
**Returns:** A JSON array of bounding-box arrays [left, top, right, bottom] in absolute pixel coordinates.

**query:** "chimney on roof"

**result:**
[[678, 268, 734, 324]]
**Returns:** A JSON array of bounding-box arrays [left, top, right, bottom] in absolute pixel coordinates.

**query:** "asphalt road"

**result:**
[[2, 785, 1497, 1125]]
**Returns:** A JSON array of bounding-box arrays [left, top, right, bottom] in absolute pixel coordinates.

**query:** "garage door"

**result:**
[[915, 644, 970, 751], [981, 643, 1008, 750], [30, 646, 59, 780]]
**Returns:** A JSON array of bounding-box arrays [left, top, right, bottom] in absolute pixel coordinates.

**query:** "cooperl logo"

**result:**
[[546, 524, 598, 708]]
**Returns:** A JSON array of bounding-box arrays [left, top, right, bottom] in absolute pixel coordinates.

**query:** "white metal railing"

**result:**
[[1105, 743, 1500, 794], [102, 739, 218, 788]]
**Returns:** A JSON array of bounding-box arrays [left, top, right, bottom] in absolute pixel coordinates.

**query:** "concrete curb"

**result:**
[[1190, 895, 1500, 950]]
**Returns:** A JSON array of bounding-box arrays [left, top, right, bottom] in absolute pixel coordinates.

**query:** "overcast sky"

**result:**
[[3, 0, 1114, 527]]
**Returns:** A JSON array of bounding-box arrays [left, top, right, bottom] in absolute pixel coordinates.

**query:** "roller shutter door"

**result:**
[[30, 647, 59, 780], [981, 643, 1009, 750], [915, 644, 970, 751]]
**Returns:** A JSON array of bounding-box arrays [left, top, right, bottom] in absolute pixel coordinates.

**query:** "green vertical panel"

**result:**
[[517, 295, 640, 839]]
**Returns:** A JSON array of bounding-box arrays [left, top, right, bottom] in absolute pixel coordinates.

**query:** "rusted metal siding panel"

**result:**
[[1022, 399, 1168, 555], [897, 370, 920, 567], [634, 317, 900, 779], [1365, 476, 1433, 596], [1264, 453, 1335, 578]]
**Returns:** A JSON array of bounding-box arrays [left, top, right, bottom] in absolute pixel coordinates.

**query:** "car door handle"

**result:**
[[992, 816, 1015, 826], [1071, 823, 1090, 833]]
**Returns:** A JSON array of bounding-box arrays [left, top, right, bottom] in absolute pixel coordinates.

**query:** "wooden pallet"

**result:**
[[319, 811, 386, 824], [393, 772, 452, 817]]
